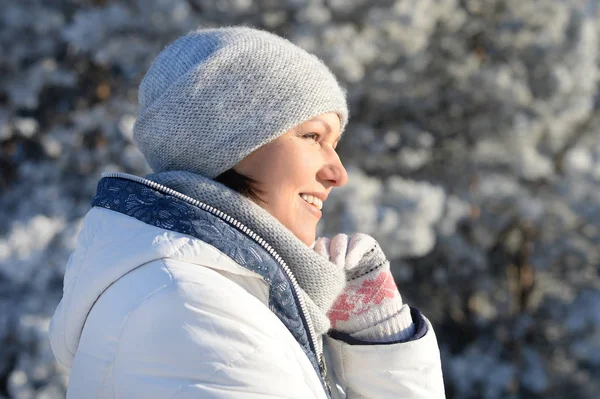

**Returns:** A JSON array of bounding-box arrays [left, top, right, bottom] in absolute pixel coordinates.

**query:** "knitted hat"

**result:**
[[133, 26, 348, 178]]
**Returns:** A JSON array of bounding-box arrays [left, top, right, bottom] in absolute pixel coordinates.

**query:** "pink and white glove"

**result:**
[[313, 233, 415, 343]]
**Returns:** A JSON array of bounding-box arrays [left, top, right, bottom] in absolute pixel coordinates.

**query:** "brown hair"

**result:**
[[215, 169, 264, 203]]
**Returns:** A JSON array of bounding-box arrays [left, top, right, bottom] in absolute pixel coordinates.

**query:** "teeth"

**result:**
[[300, 194, 323, 210]]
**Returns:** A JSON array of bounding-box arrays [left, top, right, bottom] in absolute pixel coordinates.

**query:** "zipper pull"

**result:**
[[319, 352, 332, 396]]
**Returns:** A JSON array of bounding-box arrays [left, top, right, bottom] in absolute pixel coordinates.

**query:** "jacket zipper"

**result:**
[[101, 172, 330, 394]]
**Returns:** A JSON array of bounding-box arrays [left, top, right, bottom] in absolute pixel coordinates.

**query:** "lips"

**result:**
[[300, 196, 322, 220]]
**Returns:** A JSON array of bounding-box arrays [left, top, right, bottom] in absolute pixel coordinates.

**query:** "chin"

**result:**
[[293, 230, 315, 247]]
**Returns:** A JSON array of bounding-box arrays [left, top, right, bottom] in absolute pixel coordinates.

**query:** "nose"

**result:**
[[317, 147, 348, 187]]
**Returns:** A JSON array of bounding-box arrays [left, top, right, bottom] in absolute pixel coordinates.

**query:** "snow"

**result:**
[[2, 0, 600, 397]]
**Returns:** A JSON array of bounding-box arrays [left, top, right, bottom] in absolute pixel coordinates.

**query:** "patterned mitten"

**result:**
[[313, 233, 415, 343]]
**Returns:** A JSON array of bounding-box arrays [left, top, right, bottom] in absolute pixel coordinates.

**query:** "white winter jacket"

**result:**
[[49, 175, 445, 398]]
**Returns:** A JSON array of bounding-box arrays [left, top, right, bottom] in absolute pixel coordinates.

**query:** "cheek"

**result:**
[[265, 148, 316, 185], [267, 158, 314, 211], [240, 139, 321, 201]]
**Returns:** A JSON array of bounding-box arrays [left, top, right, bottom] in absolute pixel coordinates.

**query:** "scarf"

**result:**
[[147, 170, 345, 337]]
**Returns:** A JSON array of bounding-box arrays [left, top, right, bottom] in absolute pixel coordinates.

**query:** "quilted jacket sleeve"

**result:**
[[111, 261, 323, 399], [325, 314, 446, 399]]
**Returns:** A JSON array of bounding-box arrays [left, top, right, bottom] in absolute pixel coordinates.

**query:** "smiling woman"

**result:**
[[48, 26, 445, 399], [233, 112, 347, 245]]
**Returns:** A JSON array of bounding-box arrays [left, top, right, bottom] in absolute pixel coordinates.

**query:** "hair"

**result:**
[[215, 169, 264, 203]]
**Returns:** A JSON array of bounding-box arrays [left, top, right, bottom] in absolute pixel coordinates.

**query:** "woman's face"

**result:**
[[235, 112, 348, 245]]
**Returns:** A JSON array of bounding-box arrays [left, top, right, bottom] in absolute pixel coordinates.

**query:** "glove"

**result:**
[[313, 233, 415, 343]]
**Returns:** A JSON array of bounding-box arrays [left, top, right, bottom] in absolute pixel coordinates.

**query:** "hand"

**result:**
[[313, 233, 414, 341]]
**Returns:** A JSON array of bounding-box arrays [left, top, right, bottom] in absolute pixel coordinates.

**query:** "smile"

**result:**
[[300, 193, 323, 210]]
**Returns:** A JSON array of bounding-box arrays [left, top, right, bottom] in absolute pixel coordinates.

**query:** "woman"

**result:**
[[49, 27, 445, 398]]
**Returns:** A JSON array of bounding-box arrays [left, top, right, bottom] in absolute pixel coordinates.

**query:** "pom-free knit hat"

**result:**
[[133, 26, 348, 178]]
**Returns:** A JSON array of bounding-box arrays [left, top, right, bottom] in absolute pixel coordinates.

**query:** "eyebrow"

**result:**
[[310, 118, 342, 145], [312, 119, 331, 134]]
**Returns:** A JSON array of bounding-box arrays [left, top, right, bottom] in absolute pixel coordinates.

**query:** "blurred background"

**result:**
[[1, 0, 600, 398]]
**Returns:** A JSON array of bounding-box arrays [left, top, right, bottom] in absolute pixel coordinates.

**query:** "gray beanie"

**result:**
[[133, 26, 348, 178]]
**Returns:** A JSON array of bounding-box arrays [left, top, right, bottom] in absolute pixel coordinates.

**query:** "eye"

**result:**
[[302, 132, 320, 141]]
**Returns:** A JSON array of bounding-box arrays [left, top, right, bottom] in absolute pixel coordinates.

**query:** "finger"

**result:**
[[329, 233, 349, 267], [346, 233, 378, 270], [312, 237, 331, 259]]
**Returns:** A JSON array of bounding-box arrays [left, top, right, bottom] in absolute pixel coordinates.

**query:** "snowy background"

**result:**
[[1, 0, 600, 398]]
